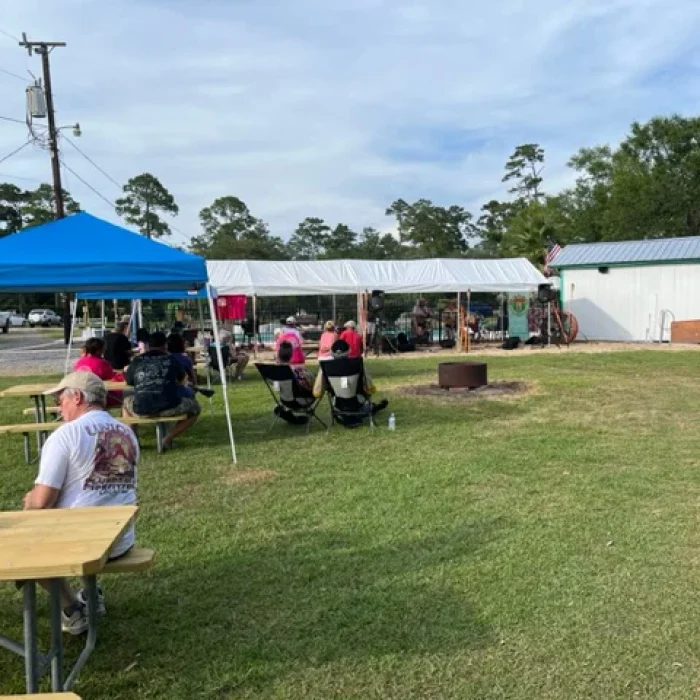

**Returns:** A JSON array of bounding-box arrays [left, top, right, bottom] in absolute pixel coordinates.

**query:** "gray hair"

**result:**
[[64, 387, 106, 408], [219, 330, 232, 343]]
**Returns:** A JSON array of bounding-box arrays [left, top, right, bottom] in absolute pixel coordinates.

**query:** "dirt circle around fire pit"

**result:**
[[396, 380, 531, 401]]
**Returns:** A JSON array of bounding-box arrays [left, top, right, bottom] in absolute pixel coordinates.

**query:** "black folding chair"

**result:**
[[318, 357, 375, 429], [255, 363, 327, 433]]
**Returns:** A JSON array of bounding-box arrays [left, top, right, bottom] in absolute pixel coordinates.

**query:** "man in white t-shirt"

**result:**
[[22, 371, 139, 635]]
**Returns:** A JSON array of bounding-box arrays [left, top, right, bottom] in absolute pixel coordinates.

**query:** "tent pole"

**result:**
[[64, 299, 77, 375], [547, 302, 551, 347], [456, 292, 461, 352], [362, 290, 368, 357], [466, 289, 471, 354], [207, 283, 237, 463], [332, 294, 336, 322], [100, 300, 105, 336], [195, 295, 214, 417], [253, 294, 258, 359]]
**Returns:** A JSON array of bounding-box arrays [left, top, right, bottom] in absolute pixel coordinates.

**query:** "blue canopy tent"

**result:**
[[0, 212, 206, 293], [0, 212, 236, 462]]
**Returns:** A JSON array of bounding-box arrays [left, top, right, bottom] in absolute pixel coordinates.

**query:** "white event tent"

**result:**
[[207, 258, 546, 296]]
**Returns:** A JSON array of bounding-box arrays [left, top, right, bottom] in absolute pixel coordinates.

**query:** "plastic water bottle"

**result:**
[[388, 413, 396, 431]]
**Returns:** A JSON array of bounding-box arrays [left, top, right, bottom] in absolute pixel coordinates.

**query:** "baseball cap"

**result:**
[[44, 371, 107, 401], [344, 320, 356, 329], [285, 316, 297, 325]]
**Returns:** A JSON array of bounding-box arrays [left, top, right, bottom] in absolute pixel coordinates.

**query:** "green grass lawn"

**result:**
[[2, 350, 700, 699]]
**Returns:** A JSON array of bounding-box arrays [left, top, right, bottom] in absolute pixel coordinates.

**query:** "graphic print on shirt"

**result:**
[[83, 423, 137, 494]]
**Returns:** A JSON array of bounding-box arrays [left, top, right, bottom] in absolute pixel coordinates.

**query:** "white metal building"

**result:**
[[552, 237, 700, 342]]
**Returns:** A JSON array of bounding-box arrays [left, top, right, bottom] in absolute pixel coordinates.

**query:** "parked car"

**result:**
[[1, 310, 28, 327], [28, 309, 62, 327], [0, 311, 9, 333]]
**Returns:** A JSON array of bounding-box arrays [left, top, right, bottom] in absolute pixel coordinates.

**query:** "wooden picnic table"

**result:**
[[0, 382, 128, 453], [0, 505, 138, 693], [0, 381, 127, 398]]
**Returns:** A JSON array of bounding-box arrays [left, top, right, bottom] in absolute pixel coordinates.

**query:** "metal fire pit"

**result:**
[[438, 362, 487, 390]]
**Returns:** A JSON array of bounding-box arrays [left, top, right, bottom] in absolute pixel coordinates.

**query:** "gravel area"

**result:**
[[0, 330, 73, 376]]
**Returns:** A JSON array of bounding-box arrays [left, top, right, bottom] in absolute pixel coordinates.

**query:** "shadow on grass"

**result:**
[[98, 519, 506, 696]]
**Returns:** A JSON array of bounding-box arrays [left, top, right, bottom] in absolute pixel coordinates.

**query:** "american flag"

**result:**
[[544, 240, 561, 277]]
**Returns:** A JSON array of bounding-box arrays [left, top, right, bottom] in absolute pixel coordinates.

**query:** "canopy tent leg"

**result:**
[[196, 296, 214, 417], [253, 294, 258, 359], [207, 284, 237, 463], [466, 289, 471, 354], [100, 300, 105, 336], [361, 290, 368, 357], [64, 299, 78, 375], [456, 292, 461, 352]]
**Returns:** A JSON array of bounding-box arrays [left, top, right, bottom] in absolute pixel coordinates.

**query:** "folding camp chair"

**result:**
[[255, 363, 327, 433], [318, 356, 376, 429]]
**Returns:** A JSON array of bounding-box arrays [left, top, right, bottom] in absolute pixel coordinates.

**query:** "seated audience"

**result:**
[[167, 333, 196, 386], [339, 320, 363, 358], [313, 339, 389, 416], [124, 331, 200, 449], [104, 321, 132, 370], [272, 340, 316, 425], [275, 317, 306, 365], [212, 330, 249, 380], [74, 338, 124, 381], [278, 340, 315, 395], [23, 371, 139, 634], [74, 337, 124, 407], [136, 328, 150, 354], [318, 320, 338, 361]]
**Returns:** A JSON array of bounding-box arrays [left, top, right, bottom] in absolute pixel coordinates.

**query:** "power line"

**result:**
[[59, 135, 189, 243], [0, 66, 27, 82], [0, 28, 20, 43], [59, 157, 116, 209], [62, 134, 121, 188], [0, 114, 25, 125], [0, 139, 32, 166]]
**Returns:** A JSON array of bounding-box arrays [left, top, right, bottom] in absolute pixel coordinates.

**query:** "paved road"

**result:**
[[0, 329, 73, 376]]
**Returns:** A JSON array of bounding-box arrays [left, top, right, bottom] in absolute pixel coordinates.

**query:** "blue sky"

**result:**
[[1, 0, 700, 247]]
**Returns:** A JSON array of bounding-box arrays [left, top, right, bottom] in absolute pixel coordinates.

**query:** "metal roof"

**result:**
[[552, 236, 700, 268]]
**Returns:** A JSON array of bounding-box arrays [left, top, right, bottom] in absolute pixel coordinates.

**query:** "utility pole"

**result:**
[[20, 34, 72, 344]]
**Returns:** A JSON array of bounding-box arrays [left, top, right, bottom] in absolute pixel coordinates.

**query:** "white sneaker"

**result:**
[[61, 604, 88, 635], [77, 586, 106, 616]]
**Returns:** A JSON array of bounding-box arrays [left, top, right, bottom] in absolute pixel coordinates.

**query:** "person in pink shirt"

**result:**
[[275, 317, 306, 365], [339, 320, 364, 358], [317, 320, 338, 361], [74, 337, 124, 406]]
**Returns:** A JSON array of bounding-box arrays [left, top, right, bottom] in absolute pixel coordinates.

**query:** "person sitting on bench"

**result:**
[[74, 337, 125, 406], [22, 371, 139, 635], [123, 331, 200, 449]]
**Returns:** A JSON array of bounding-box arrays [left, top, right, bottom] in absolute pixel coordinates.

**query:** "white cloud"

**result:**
[[1, 0, 700, 248]]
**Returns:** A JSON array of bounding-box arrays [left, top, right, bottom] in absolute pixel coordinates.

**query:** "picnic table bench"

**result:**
[[0, 414, 188, 461]]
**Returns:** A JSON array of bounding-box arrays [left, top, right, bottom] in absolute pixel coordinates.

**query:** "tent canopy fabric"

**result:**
[[207, 258, 546, 296], [76, 288, 212, 300], [0, 212, 208, 293]]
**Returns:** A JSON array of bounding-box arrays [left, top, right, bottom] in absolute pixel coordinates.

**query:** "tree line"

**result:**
[[1, 114, 699, 267]]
